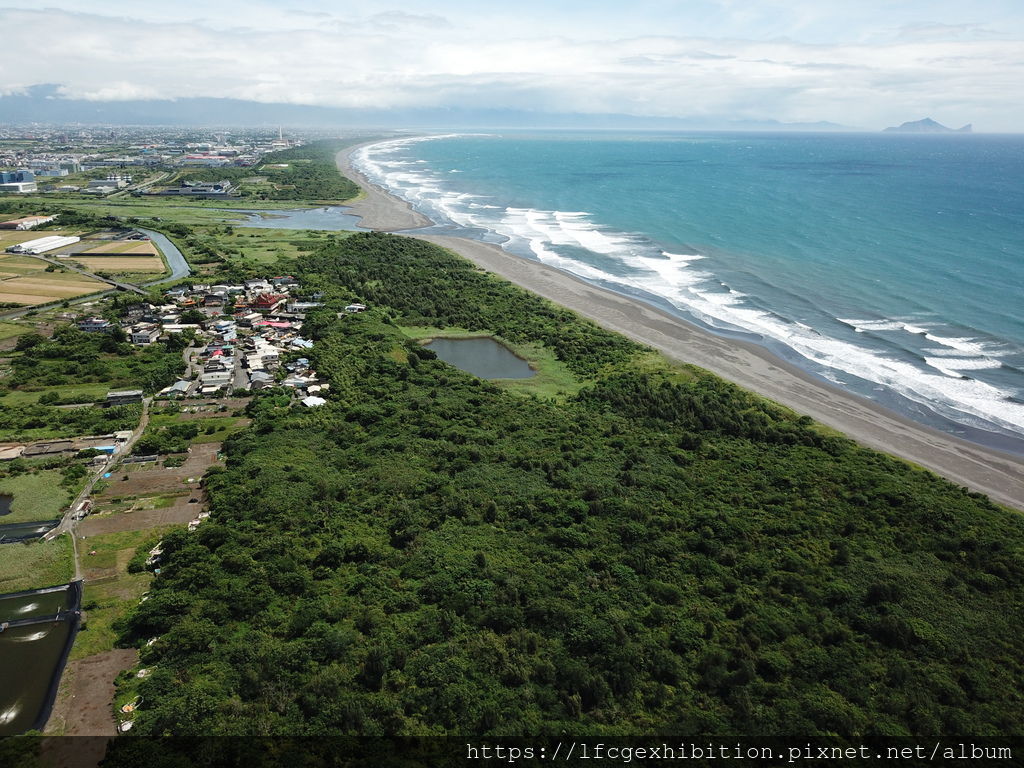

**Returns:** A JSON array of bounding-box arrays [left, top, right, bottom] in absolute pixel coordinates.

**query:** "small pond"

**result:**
[[425, 337, 536, 380], [0, 495, 10, 516], [228, 206, 365, 231]]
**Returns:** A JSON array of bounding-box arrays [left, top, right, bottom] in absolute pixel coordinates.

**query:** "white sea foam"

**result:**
[[923, 333, 1007, 357], [354, 137, 1024, 437], [925, 357, 1003, 371], [838, 318, 906, 332]]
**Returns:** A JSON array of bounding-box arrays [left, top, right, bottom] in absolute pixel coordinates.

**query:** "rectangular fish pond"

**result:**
[[0, 520, 61, 543], [0, 581, 82, 737], [423, 337, 536, 380]]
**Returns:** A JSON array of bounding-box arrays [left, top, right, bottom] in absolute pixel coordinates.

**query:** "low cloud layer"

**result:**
[[1, 6, 1021, 130]]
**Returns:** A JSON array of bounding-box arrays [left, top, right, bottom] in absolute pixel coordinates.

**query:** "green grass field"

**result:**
[[0, 384, 108, 407], [145, 414, 247, 445], [0, 321, 28, 340], [0, 534, 74, 593], [72, 527, 171, 660], [0, 470, 74, 524], [223, 227, 349, 264]]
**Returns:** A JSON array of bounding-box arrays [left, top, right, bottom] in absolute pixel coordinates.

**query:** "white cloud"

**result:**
[[0, 7, 1021, 129]]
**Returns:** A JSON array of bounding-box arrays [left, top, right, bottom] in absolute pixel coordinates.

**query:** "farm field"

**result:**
[[73, 241, 159, 256], [72, 257, 164, 273], [0, 273, 107, 305], [0, 253, 49, 274]]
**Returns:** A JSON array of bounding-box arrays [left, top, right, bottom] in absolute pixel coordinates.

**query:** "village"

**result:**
[[85, 275, 365, 404], [0, 218, 367, 743]]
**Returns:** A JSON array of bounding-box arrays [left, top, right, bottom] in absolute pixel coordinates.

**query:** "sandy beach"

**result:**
[[337, 144, 1024, 511], [337, 145, 432, 231]]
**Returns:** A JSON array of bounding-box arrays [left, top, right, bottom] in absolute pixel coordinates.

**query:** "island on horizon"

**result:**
[[883, 117, 973, 133]]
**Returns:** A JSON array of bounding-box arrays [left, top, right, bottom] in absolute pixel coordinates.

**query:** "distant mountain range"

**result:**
[[883, 118, 972, 134], [0, 84, 854, 131]]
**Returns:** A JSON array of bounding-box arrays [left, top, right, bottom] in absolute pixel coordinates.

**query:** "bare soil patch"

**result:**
[[79, 491, 206, 536], [44, 648, 137, 740]]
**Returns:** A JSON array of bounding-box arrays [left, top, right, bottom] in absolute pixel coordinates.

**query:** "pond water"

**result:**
[[0, 586, 73, 620], [0, 520, 60, 543], [228, 206, 366, 231], [0, 582, 80, 737], [425, 337, 536, 380], [0, 495, 10, 516], [0, 620, 74, 737]]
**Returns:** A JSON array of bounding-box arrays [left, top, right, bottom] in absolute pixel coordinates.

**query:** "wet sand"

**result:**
[[337, 143, 1024, 511]]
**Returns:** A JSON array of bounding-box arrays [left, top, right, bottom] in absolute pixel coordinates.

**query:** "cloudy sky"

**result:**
[[1, 1, 1022, 129]]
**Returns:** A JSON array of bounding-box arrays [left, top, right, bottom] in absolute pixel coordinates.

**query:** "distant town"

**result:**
[[0, 125, 308, 197]]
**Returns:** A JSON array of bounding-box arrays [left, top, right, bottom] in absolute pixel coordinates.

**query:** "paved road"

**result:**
[[46, 397, 152, 580]]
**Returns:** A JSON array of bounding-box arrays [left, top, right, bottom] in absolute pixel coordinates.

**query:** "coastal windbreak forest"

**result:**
[[108, 234, 1022, 761]]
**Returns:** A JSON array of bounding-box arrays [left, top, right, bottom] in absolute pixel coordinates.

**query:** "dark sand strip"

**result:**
[[338, 142, 1024, 511]]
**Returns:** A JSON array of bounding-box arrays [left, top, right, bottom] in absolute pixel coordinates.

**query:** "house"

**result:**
[[161, 324, 202, 335], [244, 279, 272, 293], [248, 371, 275, 390], [253, 293, 286, 313], [301, 396, 327, 407], [282, 375, 315, 390], [106, 389, 143, 406], [129, 324, 161, 345], [204, 340, 234, 356], [203, 293, 225, 307], [344, 303, 367, 313], [78, 317, 112, 333], [204, 358, 231, 373], [271, 276, 300, 289], [198, 371, 231, 393], [285, 301, 323, 314], [123, 303, 152, 320], [159, 380, 193, 398]]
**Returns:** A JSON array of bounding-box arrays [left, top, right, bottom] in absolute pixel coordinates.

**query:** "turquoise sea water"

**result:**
[[354, 132, 1024, 453]]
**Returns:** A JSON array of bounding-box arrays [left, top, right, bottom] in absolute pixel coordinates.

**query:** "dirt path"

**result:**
[[41, 648, 138, 768]]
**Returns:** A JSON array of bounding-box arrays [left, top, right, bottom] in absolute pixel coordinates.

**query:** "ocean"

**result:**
[[353, 132, 1024, 455]]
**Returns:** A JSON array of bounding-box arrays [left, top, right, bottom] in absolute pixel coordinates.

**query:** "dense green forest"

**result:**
[[108, 234, 1023, 763], [4, 326, 183, 392], [0, 326, 180, 440]]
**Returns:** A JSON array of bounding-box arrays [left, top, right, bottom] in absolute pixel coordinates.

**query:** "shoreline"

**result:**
[[335, 144, 432, 231], [336, 141, 1024, 511]]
